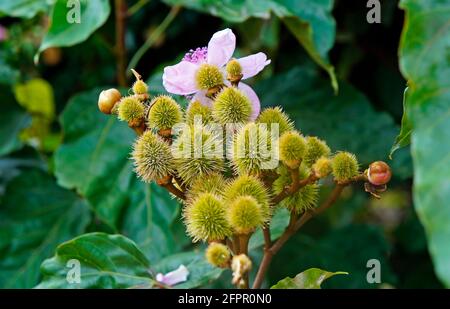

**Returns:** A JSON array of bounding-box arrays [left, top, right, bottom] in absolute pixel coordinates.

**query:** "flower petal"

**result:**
[[156, 265, 189, 286], [237, 52, 271, 80], [238, 82, 261, 121], [207, 28, 236, 67], [163, 61, 199, 95], [192, 90, 213, 107]]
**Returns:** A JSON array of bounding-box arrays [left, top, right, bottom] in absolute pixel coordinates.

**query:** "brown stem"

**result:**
[[272, 168, 317, 204], [115, 0, 127, 87], [262, 226, 271, 250], [156, 176, 186, 200]]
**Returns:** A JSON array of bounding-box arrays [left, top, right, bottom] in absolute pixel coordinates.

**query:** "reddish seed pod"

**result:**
[[367, 161, 392, 185]]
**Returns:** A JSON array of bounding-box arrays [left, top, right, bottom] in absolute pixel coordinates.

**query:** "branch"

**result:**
[[157, 176, 186, 200], [271, 168, 318, 204]]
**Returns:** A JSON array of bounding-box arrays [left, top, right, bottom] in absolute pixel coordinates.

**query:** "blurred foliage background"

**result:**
[[0, 0, 447, 289]]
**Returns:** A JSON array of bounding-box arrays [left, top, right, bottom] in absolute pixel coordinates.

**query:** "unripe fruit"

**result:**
[[331, 151, 359, 182], [196, 63, 224, 90], [279, 131, 306, 168], [186, 101, 213, 125], [118, 96, 145, 124], [304, 136, 331, 166], [205, 243, 231, 268], [228, 196, 264, 234], [212, 87, 252, 125], [148, 95, 182, 130], [367, 161, 391, 185], [257, 107, 294, 135], [132, 80, 148, 95], [226, 59, 243, 84], [187, 172, 227, 203], [312, 156, 332, 178], [184, 193, 231, 242], [98, 88, 121, 114], [132, 131, 175, 182]]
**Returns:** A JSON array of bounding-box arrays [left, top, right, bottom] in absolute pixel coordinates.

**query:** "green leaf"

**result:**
[[390, 87, 412, 157], [0, 0, 50, 18], [0, 98, 31, 156], [0, 169, 90, 288], [14, 78, 55, 120], [36, 0, 111, 61], [271, 268, 347, 289], [163, 0, 337, 91], [36, 233, 154, 289], [398, 0, 450, 287]]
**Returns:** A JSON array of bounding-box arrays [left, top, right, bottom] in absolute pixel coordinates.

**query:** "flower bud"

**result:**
[[205, 243, 231, 268], [279, 131, 306, 169], [226, 59, 243, 84], [184, 193, 231, 242], [212, 87, 252, 125], [331, 151, 359, 182], [367, 161, 391, 185], [228, 196, 264, 234], [132, 80, 149, 95], [148, 95, 182, 130], [186, 101, 213, 125], [118, 96, 145, 125], [257, 107, 294, 135], [132, 131, 175, 182], [98, 88, 121, 114], [195, 63, 224, 90], [231, 254, 252, 287], [304, 136, 331, 166], [312, 156, 332, 178]]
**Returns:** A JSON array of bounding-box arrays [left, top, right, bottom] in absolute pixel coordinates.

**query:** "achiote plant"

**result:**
[[98, 29, 392, 289]]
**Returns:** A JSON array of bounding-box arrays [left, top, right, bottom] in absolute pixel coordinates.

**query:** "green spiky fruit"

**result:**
[[187, 172, 227, 202], [212, 87, 252, 125], [132, 80, 148, 95], [331, 151, 359, 182], [226, 59, 243, 82], [205, 243, 231, 268], [173, 126, 224, 185], [224, 175, 270, 220], [186, 101, 213, 125], [148, 95, 182, 130], [279, 131, 306, 168], [132, 131, 175, 182], [312, 156, 332, 178], [184, 193, 231, 242], [231, 123, 275, 174], [118, 96, 145, 123], [196, 63, 224, 90], [304, 136, 331, 166], [228, 196, 264, 234], [257, 107, 294, 135]]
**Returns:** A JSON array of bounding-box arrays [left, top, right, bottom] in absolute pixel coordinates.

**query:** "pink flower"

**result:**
[[156, 264, 189, 286], [162, 28, 270, 120]]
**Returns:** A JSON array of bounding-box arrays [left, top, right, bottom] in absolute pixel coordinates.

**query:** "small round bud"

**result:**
[[132, 131, 175, 182], [98, 88, 121, 114], [186, 101, 213, 125], [195, 63, 224, 90], [231, 254, 252, 287], [205, 243, 231, 268], [279, 131, 306, 168], [213, 87, 252, 125], [332, 151, 359, 182], [118, 96, 145, 124], [187, 172, 227, 203], [226, 59, 243, 83], [184, 193, 231, 242], [132, 80, 148, 95], [257, 107, 294, 135], [304, 136, 331, 166], [228, 196, 264, 234], [312, 157, 332, 178], [367, 161, 391, 185], [148, 95, 182, 130]]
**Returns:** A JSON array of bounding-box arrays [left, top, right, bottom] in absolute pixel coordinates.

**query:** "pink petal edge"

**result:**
[[237, 52, 271, 80], [207, 28, 236, 67], [162, 61, 199, 95]]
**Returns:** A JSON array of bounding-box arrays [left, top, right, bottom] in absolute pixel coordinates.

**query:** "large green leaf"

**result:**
[[0, 0, 50, 18], [0, 99, 30, 156], [398, 0, 450, 287], [164, 0, 337, 91], [390, 87, 412, 157], [36, 233, 154, 289], [36, 0, 111, 60], [0, 169, 90, 288], [271, 268, 347, 289]]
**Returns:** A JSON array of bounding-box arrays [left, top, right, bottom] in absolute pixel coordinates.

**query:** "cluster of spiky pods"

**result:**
[[98, 65, 392, 289]]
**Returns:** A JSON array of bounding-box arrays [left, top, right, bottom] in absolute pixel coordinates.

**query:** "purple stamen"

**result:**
[[183, 47, 208, 64]]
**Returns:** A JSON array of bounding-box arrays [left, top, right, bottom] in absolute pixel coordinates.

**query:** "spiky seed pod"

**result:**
[[226, 59, 243, 83], [186, 101, 213, 125], [172, 126, 224, 185], [184, 193, 231, 242], [132, 80, 148, 95], [147, 95, 182, 130], [228, 196, 264, 234], [367, 161, 391, 185], [118, 96, 145, 124], [312, 156, 332, 178], [98, 88, 121, 114], [304, 136, 331, 166], [273, 165, 319, 213], [187, 172, 228, 203], [212, 87, 252, 125], [205, 242, 231, 268], [279, 131, 306, 168], [231, 254, 252, 287], [224, 175, 270, 220], [231, 123, 274, 175], [132, 131, 175, 182], [195, 63, 224, 90], [332, 151, 359, 182], [257, 107, 294, 135]]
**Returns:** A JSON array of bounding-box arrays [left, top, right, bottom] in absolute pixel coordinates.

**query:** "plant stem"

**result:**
[[127, 0, 151, 16], [272, 168, 318, 204], [127, 6, 181, 73], [115, 0, 127, 87]]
